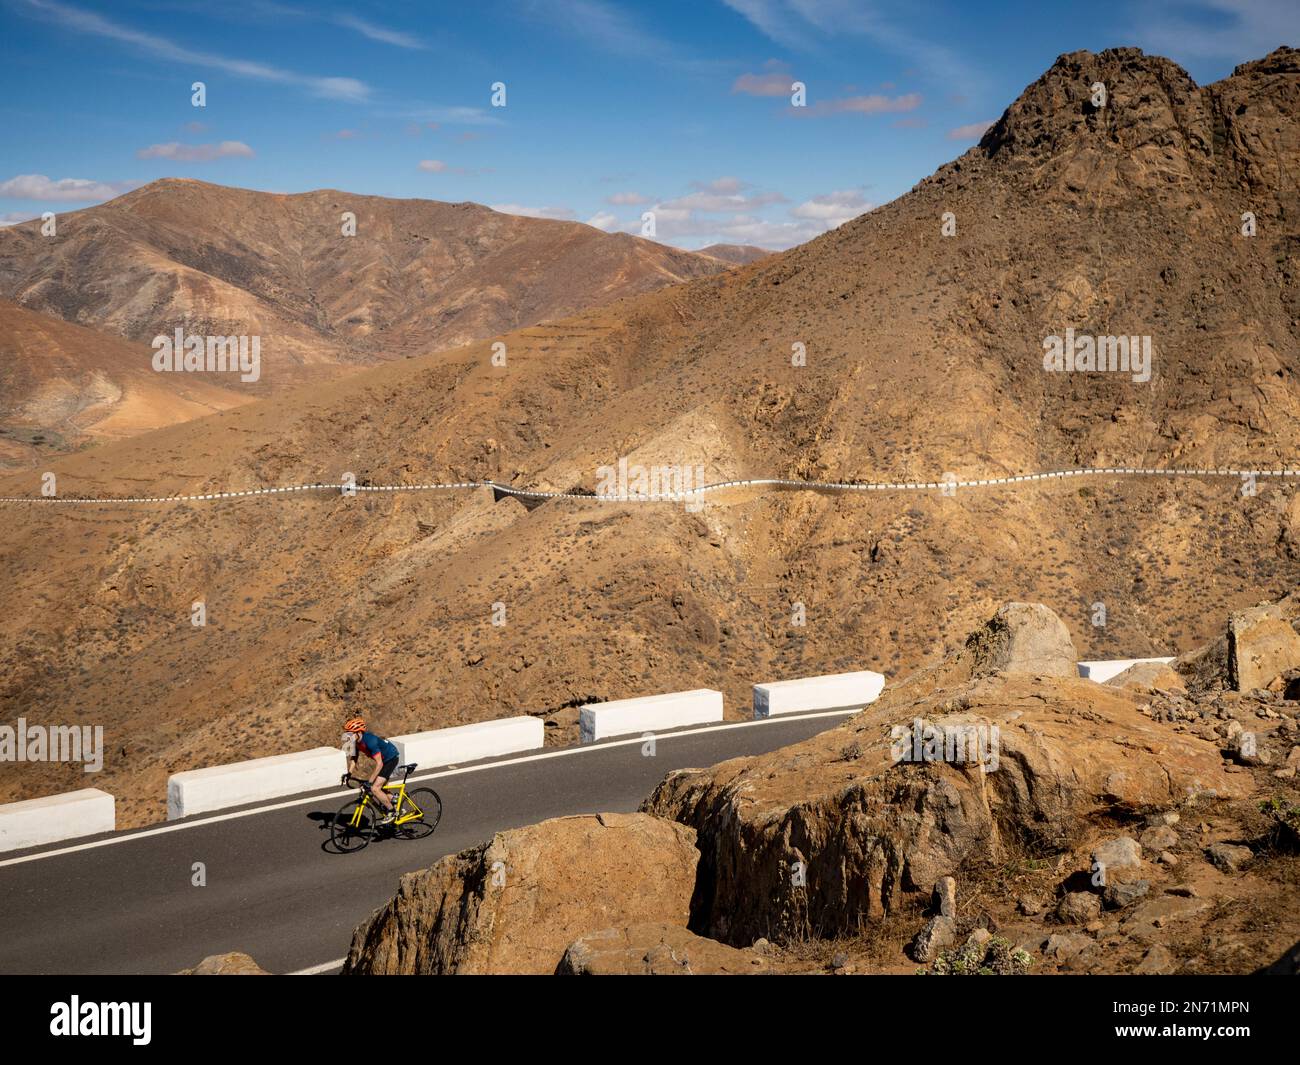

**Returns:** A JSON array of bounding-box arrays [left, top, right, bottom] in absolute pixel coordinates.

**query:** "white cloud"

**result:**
[[606, 191, 648, 205], [418, 159, 449, 172], [586, 211, 619, 230], [790, 189, 874, 225], [794, 92, 923, 117], [136, 141, 254, 161], [659, 177, 785, 214], [18, 0, 373, 101], [0, 173, 138, 201], [732, 70, 798, 96], [333, 14, 427, 50], [0, 211, 39, 225], [947, 120, 994, 141], [599, 180, 871, 250]]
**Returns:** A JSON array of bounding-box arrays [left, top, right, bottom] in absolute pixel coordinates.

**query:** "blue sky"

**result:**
[[1, 0, 1295, 249]]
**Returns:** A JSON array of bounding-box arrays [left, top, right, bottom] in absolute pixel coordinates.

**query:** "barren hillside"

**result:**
[[1, 47, 1297, 826], [0, 178, 735, 410]]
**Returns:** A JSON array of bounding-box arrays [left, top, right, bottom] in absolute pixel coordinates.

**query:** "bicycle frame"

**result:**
[[348, 770, 424, 828]]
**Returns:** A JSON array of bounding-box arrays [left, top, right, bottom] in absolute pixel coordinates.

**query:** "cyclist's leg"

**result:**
[[369, 775, 393, 810], [370, 756, 399, 814]]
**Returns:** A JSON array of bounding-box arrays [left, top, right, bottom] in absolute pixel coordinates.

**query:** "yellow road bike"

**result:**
[[330, 763, 442, 853]]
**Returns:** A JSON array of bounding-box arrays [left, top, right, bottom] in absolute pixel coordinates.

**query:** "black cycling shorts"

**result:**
[[377, 756, 399, 781]]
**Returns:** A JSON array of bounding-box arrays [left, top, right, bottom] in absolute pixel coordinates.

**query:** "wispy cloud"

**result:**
[[517, 0, 722, 71], [790, 92, 923, 117], [333, 14, 427, 50], [722, 0, 979, 85], [0, 173, 139, 201], [136, 141, 255, 161], [721, 0, 819, 51], [732, 60, 801, 96], [947, 120, 994, 140], [1131, 0, 1298, 62], [18, 0, 373, 101]]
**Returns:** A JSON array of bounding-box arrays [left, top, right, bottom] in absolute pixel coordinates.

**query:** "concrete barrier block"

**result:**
[[167, 747, 346, 820], [1077, 658, 1175, 684], [393, 716, 543, 767], [579, 689, 723, 743], [0, 788, 115, 853], [753, 670, 887, 719]]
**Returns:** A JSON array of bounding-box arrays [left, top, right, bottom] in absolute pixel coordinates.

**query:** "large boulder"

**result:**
[[556, 923, 768, 975], [343, 812, 699, 974], [641, 671, 1249, 947], [962, 602, 1079, 678]]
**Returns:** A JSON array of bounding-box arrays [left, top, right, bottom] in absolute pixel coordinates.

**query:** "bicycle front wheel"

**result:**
[[331, 796, 379, 852], [395, 787, 442, 840]]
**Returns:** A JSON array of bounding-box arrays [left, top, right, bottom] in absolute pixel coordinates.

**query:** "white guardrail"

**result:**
[[1077, 658, 1175, 684], [392, 716, 543, 767], [0, 789, 115, 853], [753, 670, 887, 718], [5, 653, 1182, 848], [167, 747, 347, 820], [579, 689, 724, 743]]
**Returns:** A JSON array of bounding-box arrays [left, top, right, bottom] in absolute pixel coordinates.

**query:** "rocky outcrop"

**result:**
[[1228, 593, 1300, 692], [176, 952, 270, 975], [343, 813, 699, 975], [556, 923, 768, 975], [641, 604, 1250, 947]]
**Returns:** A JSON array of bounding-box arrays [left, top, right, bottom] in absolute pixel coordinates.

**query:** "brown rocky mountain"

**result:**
[[697, 243, 772, 265], [1, 47, 1298, 827], [0, 177, 735, 399], [0, 299, 250, 469]]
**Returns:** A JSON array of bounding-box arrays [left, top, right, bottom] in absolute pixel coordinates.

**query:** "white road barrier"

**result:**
[[167, 747, 347, 820], [1077, 658, 1175, 684], [579, 689, 724, 743], [392, 717, 544, 767], [0, 789, 115, 852], [753, 670, 887, 719]]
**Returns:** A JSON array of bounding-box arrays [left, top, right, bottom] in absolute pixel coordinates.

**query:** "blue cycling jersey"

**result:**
[[357, 731, 398, 763]]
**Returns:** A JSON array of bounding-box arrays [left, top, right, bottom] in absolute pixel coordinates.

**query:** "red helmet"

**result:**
[[343, 717, 366, 734]]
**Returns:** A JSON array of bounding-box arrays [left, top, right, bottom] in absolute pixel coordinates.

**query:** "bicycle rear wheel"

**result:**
[[395, 787, 442, 840], [331, 796, 379, 852]]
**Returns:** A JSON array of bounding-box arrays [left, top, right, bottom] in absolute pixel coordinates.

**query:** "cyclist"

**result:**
[[342, 717, 400, 825]]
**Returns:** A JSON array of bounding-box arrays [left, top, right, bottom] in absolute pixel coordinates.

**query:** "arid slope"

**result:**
[[0, 48, 1298, 825]]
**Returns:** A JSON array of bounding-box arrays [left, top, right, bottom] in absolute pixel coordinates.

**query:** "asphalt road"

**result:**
[[0, 712, 851, 975]]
